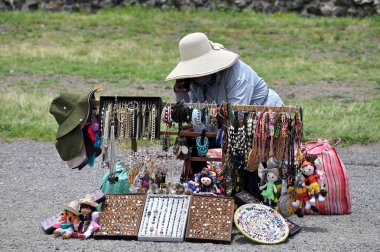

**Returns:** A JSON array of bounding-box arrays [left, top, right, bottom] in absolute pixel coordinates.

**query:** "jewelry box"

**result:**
[[138, 194, 191, 242], [94, 194, 146, 240]]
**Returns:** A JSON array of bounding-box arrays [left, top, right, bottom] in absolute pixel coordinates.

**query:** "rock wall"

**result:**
[[0, 0, 379, 17]]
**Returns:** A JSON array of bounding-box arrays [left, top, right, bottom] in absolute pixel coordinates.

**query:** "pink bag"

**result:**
[[302, 138, 352, 215]]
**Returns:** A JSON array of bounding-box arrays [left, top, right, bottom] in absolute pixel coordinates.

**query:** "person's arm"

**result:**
[[174, 79, 191, 102]]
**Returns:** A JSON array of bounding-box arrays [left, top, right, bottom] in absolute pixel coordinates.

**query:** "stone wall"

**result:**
[[0, 0, 379, 17]]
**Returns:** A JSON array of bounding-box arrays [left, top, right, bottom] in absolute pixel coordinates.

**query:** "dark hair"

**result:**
[[80, 203, 97, 212]]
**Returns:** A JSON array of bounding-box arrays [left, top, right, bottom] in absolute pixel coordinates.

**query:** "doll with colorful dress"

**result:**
[[53, 200, 80, 239], [73, 195, 100, 240]]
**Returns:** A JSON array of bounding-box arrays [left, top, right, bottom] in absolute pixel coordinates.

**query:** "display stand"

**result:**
[[94, 194, 146, 240], [185, 195, 234, 244], [138, 194, 191, 242]]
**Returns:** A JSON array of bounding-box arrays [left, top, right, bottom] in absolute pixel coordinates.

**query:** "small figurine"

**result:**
[[53, 200, 80, 239], [302, 161, 327, 204], [74, 195, 100, 240], [259, 168, 279, 206]]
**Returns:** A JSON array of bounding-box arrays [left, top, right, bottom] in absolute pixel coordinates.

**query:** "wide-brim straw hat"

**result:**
[[63, 200, 80, 216], [165, 32, 239, 81], [79, 194, 99, 208]]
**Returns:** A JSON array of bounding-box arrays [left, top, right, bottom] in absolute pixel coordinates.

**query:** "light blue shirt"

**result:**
[[175, 60, 283, 106]]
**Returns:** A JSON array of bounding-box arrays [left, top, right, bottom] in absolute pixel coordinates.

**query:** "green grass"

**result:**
[[301, 99, 380, 145], [0, 7, 379, 144]]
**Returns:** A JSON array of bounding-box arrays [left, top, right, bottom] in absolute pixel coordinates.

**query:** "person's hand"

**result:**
[[174, 79, 190, 93]]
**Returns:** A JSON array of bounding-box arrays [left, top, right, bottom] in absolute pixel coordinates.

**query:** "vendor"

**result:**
[[166, 32, 283, 107]]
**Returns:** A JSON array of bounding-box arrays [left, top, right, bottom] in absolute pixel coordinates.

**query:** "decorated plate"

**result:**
[[234, 203, 289, 244], [278, 193, 297, 217]]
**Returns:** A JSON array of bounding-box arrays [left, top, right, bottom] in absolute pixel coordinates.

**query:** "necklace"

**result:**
[[196, 135, 209, 156]]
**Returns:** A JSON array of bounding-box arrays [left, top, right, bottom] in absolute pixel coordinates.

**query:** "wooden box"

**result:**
[[185, 195, 234, 244], [94, 194, 146, 240]]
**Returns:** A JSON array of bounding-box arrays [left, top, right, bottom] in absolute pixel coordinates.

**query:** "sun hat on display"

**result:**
[[63, 200, 81, 216], [165, 32, 239, 81]]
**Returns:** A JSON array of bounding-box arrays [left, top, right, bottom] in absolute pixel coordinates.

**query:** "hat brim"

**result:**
[[66, 146, 87, 169], [56, 90, 95, 139], [80, 199, 99, 208], [55, 126, 84, 161], [165, 49, 239, 81], [63, 204, 80, 216]]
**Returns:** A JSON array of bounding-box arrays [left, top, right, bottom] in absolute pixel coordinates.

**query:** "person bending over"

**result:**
[[166, 32, 283, 106]]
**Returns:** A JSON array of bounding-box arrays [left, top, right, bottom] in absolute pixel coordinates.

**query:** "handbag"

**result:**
[[302, 138, 352, 215]]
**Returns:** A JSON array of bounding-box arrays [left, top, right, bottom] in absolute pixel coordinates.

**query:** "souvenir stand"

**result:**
[[45, 93, 311, 244]]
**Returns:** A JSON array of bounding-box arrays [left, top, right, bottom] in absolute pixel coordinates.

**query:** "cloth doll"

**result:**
[[72, 195, 100, 240], [290, 180, 311, 212], [259, 168, 279, 206], [302, 161, 326, 204], [53, 200, 80, 239]]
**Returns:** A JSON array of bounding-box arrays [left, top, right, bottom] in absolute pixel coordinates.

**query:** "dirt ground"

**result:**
[[0, 140, 379, 252]]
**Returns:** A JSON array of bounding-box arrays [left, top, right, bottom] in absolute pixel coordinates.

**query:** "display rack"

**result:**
[[138, 194, 191, 242], [185, 195, 234, 244], [94, 194, 146, 240], [99, 96, 163, 151]]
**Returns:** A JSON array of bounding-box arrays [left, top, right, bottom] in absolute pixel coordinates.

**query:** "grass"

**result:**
[[0, 7, 379, 145]]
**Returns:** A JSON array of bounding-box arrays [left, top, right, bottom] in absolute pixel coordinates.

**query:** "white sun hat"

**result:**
[[165, 32, 239, 81]]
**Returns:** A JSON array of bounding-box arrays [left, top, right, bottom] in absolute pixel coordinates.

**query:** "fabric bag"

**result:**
[[302, 138, 352, 215]]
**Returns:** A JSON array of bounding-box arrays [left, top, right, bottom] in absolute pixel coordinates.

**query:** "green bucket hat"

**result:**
[[49, 91, 94, 139], [50, 90, 96, 164]]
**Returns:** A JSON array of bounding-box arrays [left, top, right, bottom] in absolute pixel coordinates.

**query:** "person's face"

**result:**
[[80, 205, 93, 215]]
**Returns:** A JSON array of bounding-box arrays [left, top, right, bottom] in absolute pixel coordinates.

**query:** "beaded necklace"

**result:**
[[196, 134, 209, 156], [191, 108, 202, 126]]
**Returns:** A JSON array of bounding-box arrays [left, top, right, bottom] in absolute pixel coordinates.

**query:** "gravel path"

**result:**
[[0, 140, 379, 252]]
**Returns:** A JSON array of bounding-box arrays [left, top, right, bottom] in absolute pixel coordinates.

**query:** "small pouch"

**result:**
[[173, 136, 189, 160]]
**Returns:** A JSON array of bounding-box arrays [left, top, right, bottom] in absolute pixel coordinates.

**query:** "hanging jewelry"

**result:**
[[150, 104, 157, 141], [196, 130, 209, 156], [141, 103, 147, 140]]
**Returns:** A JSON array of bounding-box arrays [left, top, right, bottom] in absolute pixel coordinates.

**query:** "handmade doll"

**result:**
[[302, 161, 326, 204], [259, 168, 279, 206], [73, 195, 100, 240], [53, 200, 80, 239], [290, 180, 311, 215]]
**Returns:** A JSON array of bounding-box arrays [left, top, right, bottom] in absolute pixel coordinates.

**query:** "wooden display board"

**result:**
[[185, 195, 234, 244], [94, 194, 146, 240], [138, 194, 191, 242]]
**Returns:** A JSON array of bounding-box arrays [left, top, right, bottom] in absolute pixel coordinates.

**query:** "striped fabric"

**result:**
[[303, 140, 352, 215]]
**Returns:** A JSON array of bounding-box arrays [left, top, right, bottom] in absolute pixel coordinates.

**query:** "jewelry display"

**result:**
[[138, 194, 191, 242], [94, 194, 146, 240], [98, 96, 162, 142], [185, 195, 234, 244]]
